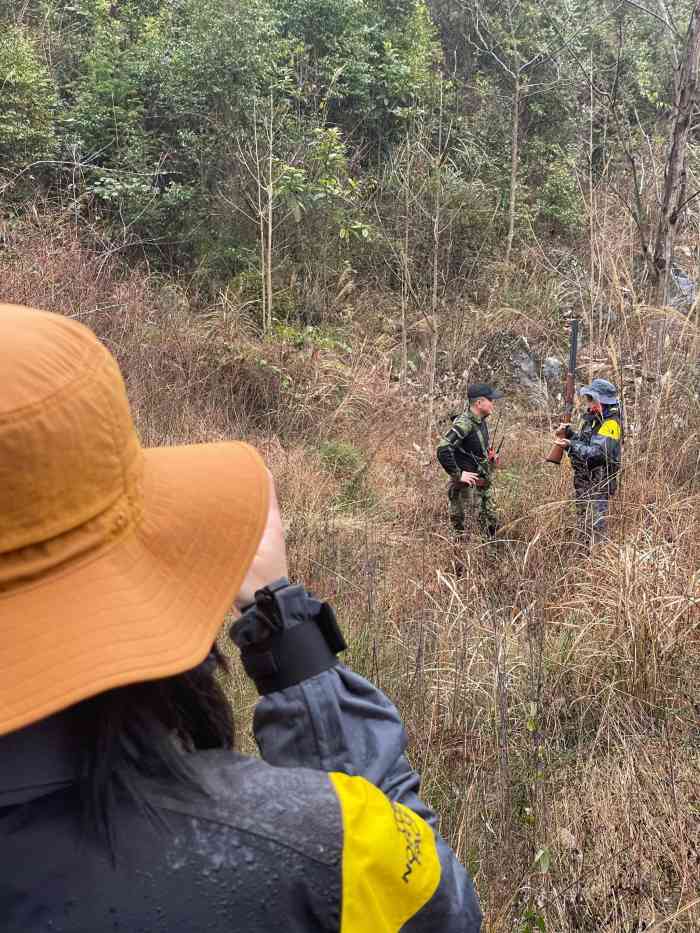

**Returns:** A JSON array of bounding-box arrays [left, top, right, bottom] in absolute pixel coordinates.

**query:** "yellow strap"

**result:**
[[330, 772, 441, 933], [598, 418, 621, 440]]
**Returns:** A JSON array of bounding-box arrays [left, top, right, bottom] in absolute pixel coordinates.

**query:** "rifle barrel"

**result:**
[[569, 320, 579, 376], [545, 320, 579, 465]]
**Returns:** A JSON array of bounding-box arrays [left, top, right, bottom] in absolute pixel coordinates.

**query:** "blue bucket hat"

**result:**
[[578, 378, 618, 405]]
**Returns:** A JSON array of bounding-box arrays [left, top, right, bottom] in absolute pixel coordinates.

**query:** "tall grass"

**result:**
[[2, 212, 698, 930]]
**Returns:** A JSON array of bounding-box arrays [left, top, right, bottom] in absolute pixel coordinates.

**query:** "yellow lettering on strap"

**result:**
[[330, 772, 441, 933], [598, 419, 621, 440]]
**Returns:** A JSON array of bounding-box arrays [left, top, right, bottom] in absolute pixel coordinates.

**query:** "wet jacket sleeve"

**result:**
[[254, 665, 482, 932], [437, 419, 468, 479]]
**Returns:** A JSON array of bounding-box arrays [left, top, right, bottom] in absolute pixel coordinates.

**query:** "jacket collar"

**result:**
[[0, 708, 83, 807]]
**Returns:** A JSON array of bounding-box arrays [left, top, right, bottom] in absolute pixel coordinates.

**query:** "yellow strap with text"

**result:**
[[330, 772, 441, 933], [598, 418, 621, 440]]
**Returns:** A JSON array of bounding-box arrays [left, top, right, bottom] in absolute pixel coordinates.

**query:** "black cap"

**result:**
[[467, 383, 504, 401]]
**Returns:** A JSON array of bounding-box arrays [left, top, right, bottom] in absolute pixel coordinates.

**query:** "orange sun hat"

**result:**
[[0, 304, 270, 736]]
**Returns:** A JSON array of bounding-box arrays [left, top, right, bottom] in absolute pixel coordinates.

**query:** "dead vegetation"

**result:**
[[1, 212, 698, 931]]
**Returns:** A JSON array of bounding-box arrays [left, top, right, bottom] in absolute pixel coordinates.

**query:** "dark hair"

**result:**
[[74, 646, 234, 853]]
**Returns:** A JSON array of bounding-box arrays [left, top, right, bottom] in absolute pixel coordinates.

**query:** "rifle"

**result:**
[[471, 441, 506, 490], [488, 412, 506, 461], [545, 319, 579, 465]]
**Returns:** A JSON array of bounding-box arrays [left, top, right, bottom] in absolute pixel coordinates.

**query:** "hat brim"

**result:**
[[467, 390, 504, 400], [0, 441, 269, 736], [578, 385, 617, 404]]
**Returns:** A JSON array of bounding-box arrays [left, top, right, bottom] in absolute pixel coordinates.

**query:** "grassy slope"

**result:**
[[2, 217, 698, 931]]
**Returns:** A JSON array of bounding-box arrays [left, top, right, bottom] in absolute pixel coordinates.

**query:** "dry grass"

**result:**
[[2, 212, 699, 931]]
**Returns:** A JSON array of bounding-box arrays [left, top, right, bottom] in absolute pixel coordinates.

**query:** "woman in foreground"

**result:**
[[0, 304, 482, 932]]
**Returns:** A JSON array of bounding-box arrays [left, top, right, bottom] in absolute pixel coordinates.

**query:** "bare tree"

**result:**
[[552, 1, 700, 319], [464, 0, 578, 264], [651, 0, 700, 305], [466, 0, 544, 263], [225, 94, 277, 333]]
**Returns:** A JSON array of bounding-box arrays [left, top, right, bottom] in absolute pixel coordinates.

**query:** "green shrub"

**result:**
[[0, 25, 56, 172], [533, 145, 584, 236], [318, 439, 364, 475]]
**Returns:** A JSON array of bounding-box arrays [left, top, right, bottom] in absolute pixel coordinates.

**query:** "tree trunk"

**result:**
[[252, 99, 267, 332], [265, 93, 274, 332], [504, 72, 521, 265], [652, 0, 700, 306], [400, 196, 409, 389], [589, 50, 598, 344], [427, 76, 444, 451], [400, 130, 411, 389]]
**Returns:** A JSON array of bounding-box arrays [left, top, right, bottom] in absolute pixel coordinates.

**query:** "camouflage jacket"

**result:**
[[437, 411, 492, 484]]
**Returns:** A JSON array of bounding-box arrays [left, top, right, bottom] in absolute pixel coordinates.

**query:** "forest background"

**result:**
[[1, 0, 699, 929]]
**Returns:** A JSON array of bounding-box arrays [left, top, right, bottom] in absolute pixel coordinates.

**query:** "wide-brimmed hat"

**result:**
[[467, 383, 504, 401], [0, 305, 270, 736], [578, 378, 618, 405]]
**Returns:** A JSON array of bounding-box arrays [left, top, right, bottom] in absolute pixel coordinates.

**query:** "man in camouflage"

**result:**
[[552, 378, 622, 545], [437, 383, 504, 538]]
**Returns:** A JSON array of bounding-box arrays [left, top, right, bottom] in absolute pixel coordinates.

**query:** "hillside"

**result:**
[[2, 213, 698, 930], [3, 0, 700, 925]]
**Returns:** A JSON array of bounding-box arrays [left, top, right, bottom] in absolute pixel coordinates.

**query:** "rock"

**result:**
[[670, 267, 696, 312], [477, 331, 549, 405], [511, 341, 548, 404], [542, 356, 564, 400], [542, 356, 563, 386]]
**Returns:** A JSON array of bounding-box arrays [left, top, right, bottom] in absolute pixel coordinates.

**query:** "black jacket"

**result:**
[[0, 664, 482, 932], [566, 404, 622, 495], [437, 412, 491, 481]]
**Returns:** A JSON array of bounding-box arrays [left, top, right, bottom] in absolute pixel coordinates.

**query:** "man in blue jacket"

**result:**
[[0, 304, 482, 932], [553, 378, 622, 545]]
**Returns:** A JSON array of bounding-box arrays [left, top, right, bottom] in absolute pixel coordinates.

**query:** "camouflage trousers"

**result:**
[[447, 480, 498, 538], [573, 475, 610, 546]]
